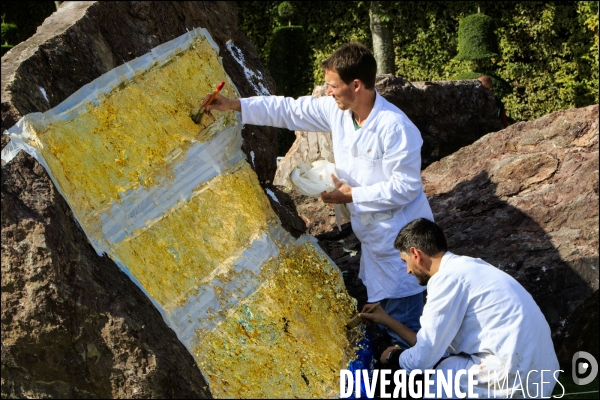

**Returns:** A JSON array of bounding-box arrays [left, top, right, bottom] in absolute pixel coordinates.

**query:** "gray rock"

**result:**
[[422, 104, 599, 347], [376, 75, 504, 168]]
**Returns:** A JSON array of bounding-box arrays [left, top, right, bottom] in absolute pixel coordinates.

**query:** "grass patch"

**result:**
[[552, 371, 599, 398]]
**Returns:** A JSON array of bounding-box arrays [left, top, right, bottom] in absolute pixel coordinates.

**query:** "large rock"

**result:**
[[422, 105, 599, 346], [376, 75, 504, 168], [275, 75, 502, 236], [316, 105, 599, 367], [1, 2, 303, 397]]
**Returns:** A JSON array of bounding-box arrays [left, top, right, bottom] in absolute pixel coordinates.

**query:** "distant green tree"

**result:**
[[1, 1, 56, 49], [278, 1, 294, 26], [370, 1, 395, 74], [1, 15, 17, 44], [455, 13, 499, 61], [1, 14, 18, 56], [237, 1, 370, 89], [267, 26, 311, 98]]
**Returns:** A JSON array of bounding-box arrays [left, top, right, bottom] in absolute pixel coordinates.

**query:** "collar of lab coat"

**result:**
[[345, 90, 383, 132], [438, 251, 455, 272], [426, 251, 454, 288]]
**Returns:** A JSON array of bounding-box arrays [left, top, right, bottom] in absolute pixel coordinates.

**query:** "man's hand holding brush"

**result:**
[[200, 92, 240, 114], [191, 82, 241, 123]]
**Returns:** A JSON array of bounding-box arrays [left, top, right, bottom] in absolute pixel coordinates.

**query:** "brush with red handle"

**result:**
[[191, 81, 225, 124]]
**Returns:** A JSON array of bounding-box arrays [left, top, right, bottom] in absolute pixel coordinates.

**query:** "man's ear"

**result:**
[[353, 79, 361, 91], [409, 247, 420, 261]]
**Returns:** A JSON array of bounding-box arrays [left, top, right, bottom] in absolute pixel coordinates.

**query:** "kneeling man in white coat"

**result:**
[[360, 218, 560, 399]]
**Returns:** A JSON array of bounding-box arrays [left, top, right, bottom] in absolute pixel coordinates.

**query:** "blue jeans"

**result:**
[[379, 292, 424, 349]]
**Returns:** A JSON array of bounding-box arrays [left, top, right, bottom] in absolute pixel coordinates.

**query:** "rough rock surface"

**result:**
[[422, 105, 599, 344], [1, 1, 302, 398], [275, 75, 502, 236]]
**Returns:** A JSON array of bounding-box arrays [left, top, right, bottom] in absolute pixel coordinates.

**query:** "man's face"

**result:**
[[401, 251, 430, 286], [324, 69, 355, 111]]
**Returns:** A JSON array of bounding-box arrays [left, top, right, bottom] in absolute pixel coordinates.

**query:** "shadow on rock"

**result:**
[[430, 170, 594, 334], [423, 105, 598, 363]]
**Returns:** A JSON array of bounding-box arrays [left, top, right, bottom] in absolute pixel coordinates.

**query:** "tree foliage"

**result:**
[[1, 17, 18, 42], [1, 2, 55, 47], [277, 1, 295, 25], [237, 1, 598, 123], [1, 15, 17, 56], [452, 71, 485, 80], [237, 1, 371, 94], [267, 26, 312, 98]]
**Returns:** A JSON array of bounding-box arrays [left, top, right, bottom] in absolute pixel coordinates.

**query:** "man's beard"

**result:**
[[333, 98, 349, 110], [411, 270, 430, 286]]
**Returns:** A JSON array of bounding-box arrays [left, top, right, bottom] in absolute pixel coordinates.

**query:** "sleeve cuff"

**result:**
[[351, 188, 381, 214], [389, 348, 403, 368], [239, 98, 250, 125], [351, 186, 372, 214]]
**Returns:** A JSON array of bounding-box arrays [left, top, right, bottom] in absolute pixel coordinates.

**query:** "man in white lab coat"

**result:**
[[360, 218, 560, 398], [204, 42, 434, 348]]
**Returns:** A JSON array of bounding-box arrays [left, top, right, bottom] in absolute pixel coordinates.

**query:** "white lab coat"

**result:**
[[400, 252, 560, 398], [240, 92, 432, 301]]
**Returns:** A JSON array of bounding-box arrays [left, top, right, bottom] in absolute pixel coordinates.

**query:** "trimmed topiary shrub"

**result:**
[[266, 25, 312, 154], [1, 14, 17, 57], [455, 13, 498, 61], [278, 1, 295, 26], [266, 26, 311, 97]]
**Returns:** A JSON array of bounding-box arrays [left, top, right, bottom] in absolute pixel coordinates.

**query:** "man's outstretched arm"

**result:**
[[203, 93, 332, 134]]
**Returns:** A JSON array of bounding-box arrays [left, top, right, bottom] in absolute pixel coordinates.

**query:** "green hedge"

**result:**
[[451, 71, 484, 80], [1, 44, 13, 57], [237, 1, 598, 124], [237, 1, 371, 93]]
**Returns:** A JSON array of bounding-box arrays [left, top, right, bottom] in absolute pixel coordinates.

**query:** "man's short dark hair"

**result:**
[[394, 218, 448, 257], [321, 42, 377, 90]]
